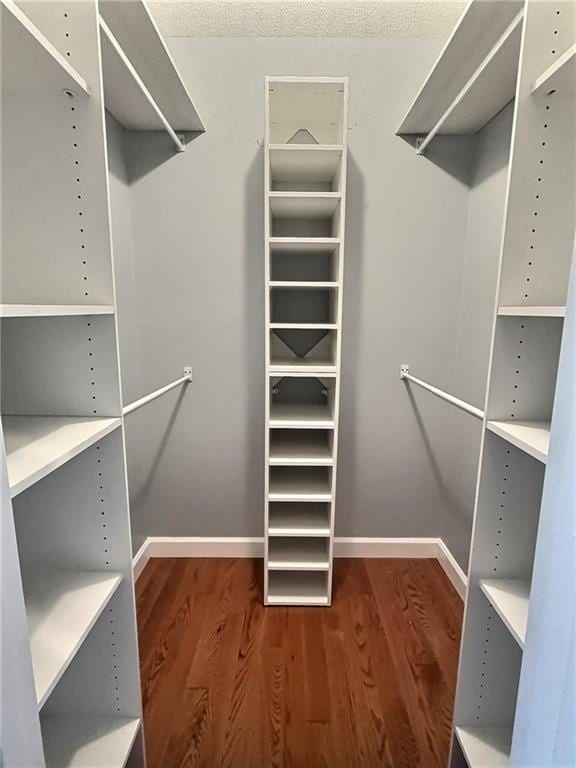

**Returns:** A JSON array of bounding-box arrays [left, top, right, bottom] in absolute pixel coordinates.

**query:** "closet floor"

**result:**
[[136, 557, 462, 767]]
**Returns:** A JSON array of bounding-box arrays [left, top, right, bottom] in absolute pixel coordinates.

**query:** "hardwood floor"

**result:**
[[136, 558, 463, 767]]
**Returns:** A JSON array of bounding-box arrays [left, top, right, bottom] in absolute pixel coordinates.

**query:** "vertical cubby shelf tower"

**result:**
[[264, 76, 349, 606], [451, 2, 576, 767]]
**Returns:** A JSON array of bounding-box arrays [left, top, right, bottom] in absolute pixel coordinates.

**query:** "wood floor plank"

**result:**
[[137, 557, 463, 767]]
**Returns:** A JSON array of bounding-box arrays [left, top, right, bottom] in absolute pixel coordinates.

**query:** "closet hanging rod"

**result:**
[[400, 365, 484, 419], [123, 367, 193, 416]]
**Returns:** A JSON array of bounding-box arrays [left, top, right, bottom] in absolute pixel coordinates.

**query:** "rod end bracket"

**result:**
[[184, 366, 193, 382], [400, 364, 410, 380]]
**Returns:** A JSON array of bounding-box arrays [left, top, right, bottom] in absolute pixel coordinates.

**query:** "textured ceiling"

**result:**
[[148, 0, 467, 38]]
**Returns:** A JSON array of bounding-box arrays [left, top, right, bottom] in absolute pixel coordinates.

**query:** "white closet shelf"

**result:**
[[532, 43, 576, 96], [0, 304, 115, 318], [269, 145, 343, 182], [268, 539, 329, 571], [270, 431, 333, 466], [24, 570, 123, 707], [270, 322, 338, 330], [415, 10, 522, 154], [268, 504, 331, 536], [267, 571, 329, 606], [455, 726, 512, 768], [42, 715, 140, 768], [479, 578, 530, 648], [99, 0, 204, 132], [270, 360, 337, 375], [99, 17, 184, 152], [268, 470, 332, 502], [269, 237, 340, 253], [270, 281, 339, 289], [2, 0, 90, 97], [269, 403, 335, 429], [269, 192, 341, 218], [487, 419, 550, 464], [498, 305, 566, 318], [398, 0, 523, 135], [3, 415, 121, 497]]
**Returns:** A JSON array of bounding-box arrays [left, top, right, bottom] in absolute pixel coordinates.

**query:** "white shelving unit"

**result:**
[[0, 0, 203, 763], [264, 77, 348, 606], [397, 0, 524, 154], [445, 2, 576, 766]]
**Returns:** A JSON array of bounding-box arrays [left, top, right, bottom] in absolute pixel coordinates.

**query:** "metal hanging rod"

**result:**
[[123, 367, 193, 416], [400, 364, 484, 420]]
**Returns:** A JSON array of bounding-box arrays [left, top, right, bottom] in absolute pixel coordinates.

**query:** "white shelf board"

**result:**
[[42, 715, 140, 768], [268, 503, 331, 536], [270, 281, 339, 289], [269, 192, 341, 218], [3, 415, 121, 497], [270, 322, 338, 330], [487, 419, 550, 464], [268, 469, 332, 502], [24, 570, 122, 707], [99, 0, 203, 131], [0, 304, 114, 318], [269, 237, 340, 253], [498, 305, 566, 318], [479, 578, 530, 649], [268, 539, 329, 571], [267, 571, 328, 606], [270, 357, 337, 375], [416, 9, 522, 154], [532, 43, 576, 96], [269, 403, 334, 429], [269, 431, 333, 466], [269, 146, 342, 182], [99, 18, 184, 151], [455, 726, 512, 768], [398, 0, 523, 134], [1, 0, 90, 97]]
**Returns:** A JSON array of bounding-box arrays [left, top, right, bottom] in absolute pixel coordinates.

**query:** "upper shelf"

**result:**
[[99, 0, 204, 132], [0, 304, 114, 318], [398, 0, 523, 145], [2, 0, 89, 98], [532, 43, 576, 96], [99, 18, 184, 152]]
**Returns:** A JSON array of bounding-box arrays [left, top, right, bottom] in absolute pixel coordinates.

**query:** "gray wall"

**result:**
[[109, 37, 510, 569]]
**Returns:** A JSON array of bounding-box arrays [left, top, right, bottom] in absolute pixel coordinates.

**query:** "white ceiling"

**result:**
[[148, 0, 467, 38]]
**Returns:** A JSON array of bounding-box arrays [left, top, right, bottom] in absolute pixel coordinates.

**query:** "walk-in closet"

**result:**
[[2, 1, 574, 766]]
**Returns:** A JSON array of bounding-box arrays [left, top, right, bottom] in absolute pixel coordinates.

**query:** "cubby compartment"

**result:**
[[268, 79, 346, 145], [270, 329, 337, 372], [269, 193, 342, 237], [40, 584, 142, 767], [2, 19, 114, 306], [268, 502, 331, 535], [267, 570, 329, 606], [269, 375, 336, 428], [268, 466, 332, 501], [268, 537, 330, 570], [269, 430, 333, 465], [270, 286, 338, 324], [269, 146, 343, 191], [1, 315, 121, 417], [271, 244, 339, 283], [454, 587, 523, 767], [12, 429, 131, 706]]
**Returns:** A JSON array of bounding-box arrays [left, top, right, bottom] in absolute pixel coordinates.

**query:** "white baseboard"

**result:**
[[133, 535, 467, 599], [435, 539, 468, 600]]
